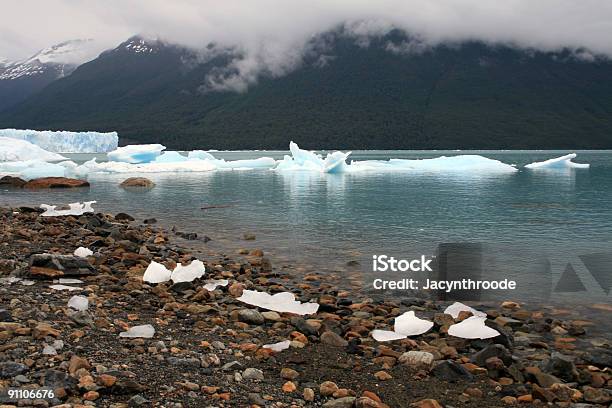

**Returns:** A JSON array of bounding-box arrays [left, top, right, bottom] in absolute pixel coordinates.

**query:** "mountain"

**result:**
[[0, 39, 100, 111], [1, 32, 612, 149]]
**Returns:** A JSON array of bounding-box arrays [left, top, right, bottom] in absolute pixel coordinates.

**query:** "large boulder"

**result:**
[[120, 177, 155, 188], [0, 175, 26, 188], [24, 177, 89, 189], [28, 253, 96, 278]]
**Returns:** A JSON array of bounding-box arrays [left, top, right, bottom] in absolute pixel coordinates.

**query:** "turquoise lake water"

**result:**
[[2, 150, 612, 308]]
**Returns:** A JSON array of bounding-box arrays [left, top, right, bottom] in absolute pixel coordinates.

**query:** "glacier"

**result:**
[[525, 153, 590, 169], [0, 129, 118, 153], [0, 137, 67, 162]]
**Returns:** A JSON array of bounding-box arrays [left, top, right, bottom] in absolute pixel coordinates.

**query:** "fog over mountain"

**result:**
[[2, 0, 612, 92]]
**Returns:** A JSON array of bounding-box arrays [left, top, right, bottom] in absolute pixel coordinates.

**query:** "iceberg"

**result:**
[[107, 144, 166, 163], [443, 302, 487, 319], [371, 311, 433, 342], [237, 290, 320, 315], [0, 160, 69, 180], [188, 150, 216, 160], [0, 129, 118, 153], [275, 142, 517, 174], [119, 324, 155, 339], [448, 316, 500, 339], [40, 201, 96, 217], [525, 153, 590, 169], [154, 151, 188, 163], [0, 137, 67, 162]]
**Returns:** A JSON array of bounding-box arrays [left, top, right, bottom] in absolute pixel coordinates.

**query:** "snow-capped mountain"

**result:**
[[0, 39, 103, 111], [0, 39, 100, 81]]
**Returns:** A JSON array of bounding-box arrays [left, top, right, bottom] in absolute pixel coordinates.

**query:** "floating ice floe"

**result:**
[[0, 137, 67, 162], [448, 316, 500, 339], [0, 160, 70, 179], [119, 324, 155, 338], [67, 295, 89, 311], [262, 340, 291, 352], [74, 247, 93, 258], [371, 311, 434, 342], [188, 150, 216, 160], [274, 142, 518, 174], [107, 144, 166, 163], [143, 260, 206, 284], [443, 302, 487, 319], [154, 151, 188, 163], [237, 290, 319, 315], [40, 201, 96, 217], [203, 279, 229, 291], [0, 129, 118, 153], [170, 260, 206, 283], [525, 153, 590, 169], [49, 284, 81, 291]]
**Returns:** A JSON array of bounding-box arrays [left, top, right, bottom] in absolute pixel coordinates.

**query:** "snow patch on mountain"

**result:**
[[0, 39, 101, 81]]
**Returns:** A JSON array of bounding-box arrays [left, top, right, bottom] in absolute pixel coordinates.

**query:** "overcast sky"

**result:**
[[2, 1, 612, 90], [3, 0, 612, 60]]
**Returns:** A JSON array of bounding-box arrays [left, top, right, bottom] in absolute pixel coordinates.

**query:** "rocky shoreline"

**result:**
[[0, 207, 610, 407]]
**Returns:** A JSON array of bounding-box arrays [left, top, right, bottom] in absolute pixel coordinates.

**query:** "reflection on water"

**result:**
[[1, 150, 611, 307]]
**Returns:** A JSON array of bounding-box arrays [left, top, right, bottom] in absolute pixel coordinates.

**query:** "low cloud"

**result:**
[[2, 1, 612, 91]]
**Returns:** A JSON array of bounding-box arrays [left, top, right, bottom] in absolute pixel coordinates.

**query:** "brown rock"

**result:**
[[320, 381, 339, 397], [501, 396, 517, 405], [320, 331, 348, 347], [0, 175, 26, 187], [69, 355, 91, 376], [119, 177, 155, 188], [23, 177, 89, 189], [410, 399, 442, 408], [280, 367, 299, 380], [282, 381, 297, 393], [33, 322, 60, 339]]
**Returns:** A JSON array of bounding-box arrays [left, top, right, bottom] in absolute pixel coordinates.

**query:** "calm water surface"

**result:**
[[2, 150, 611, 313]]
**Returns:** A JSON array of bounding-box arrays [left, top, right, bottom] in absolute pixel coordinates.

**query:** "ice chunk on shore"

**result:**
[[68, 295, 89, 311], [171, 260, 206, 283], [59, 278, 83, 284], [203, 279, 229, 291], [108, 144, 166, 163], [443, 302, 487, 319], [525, 153, 590, 169], [119, 324, 155, 338], [262, 340, 291, 352], [0, 129, 118, 153], [74, 247, 93, 258], [237, 290, 320, 315], [142, 261, 172, 284], [448, 316, 500, 339], [49, 284, 81, 291], [0, 137, 67, 162], [40, 201, 96, 217], [372, 311, 433, 342]]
